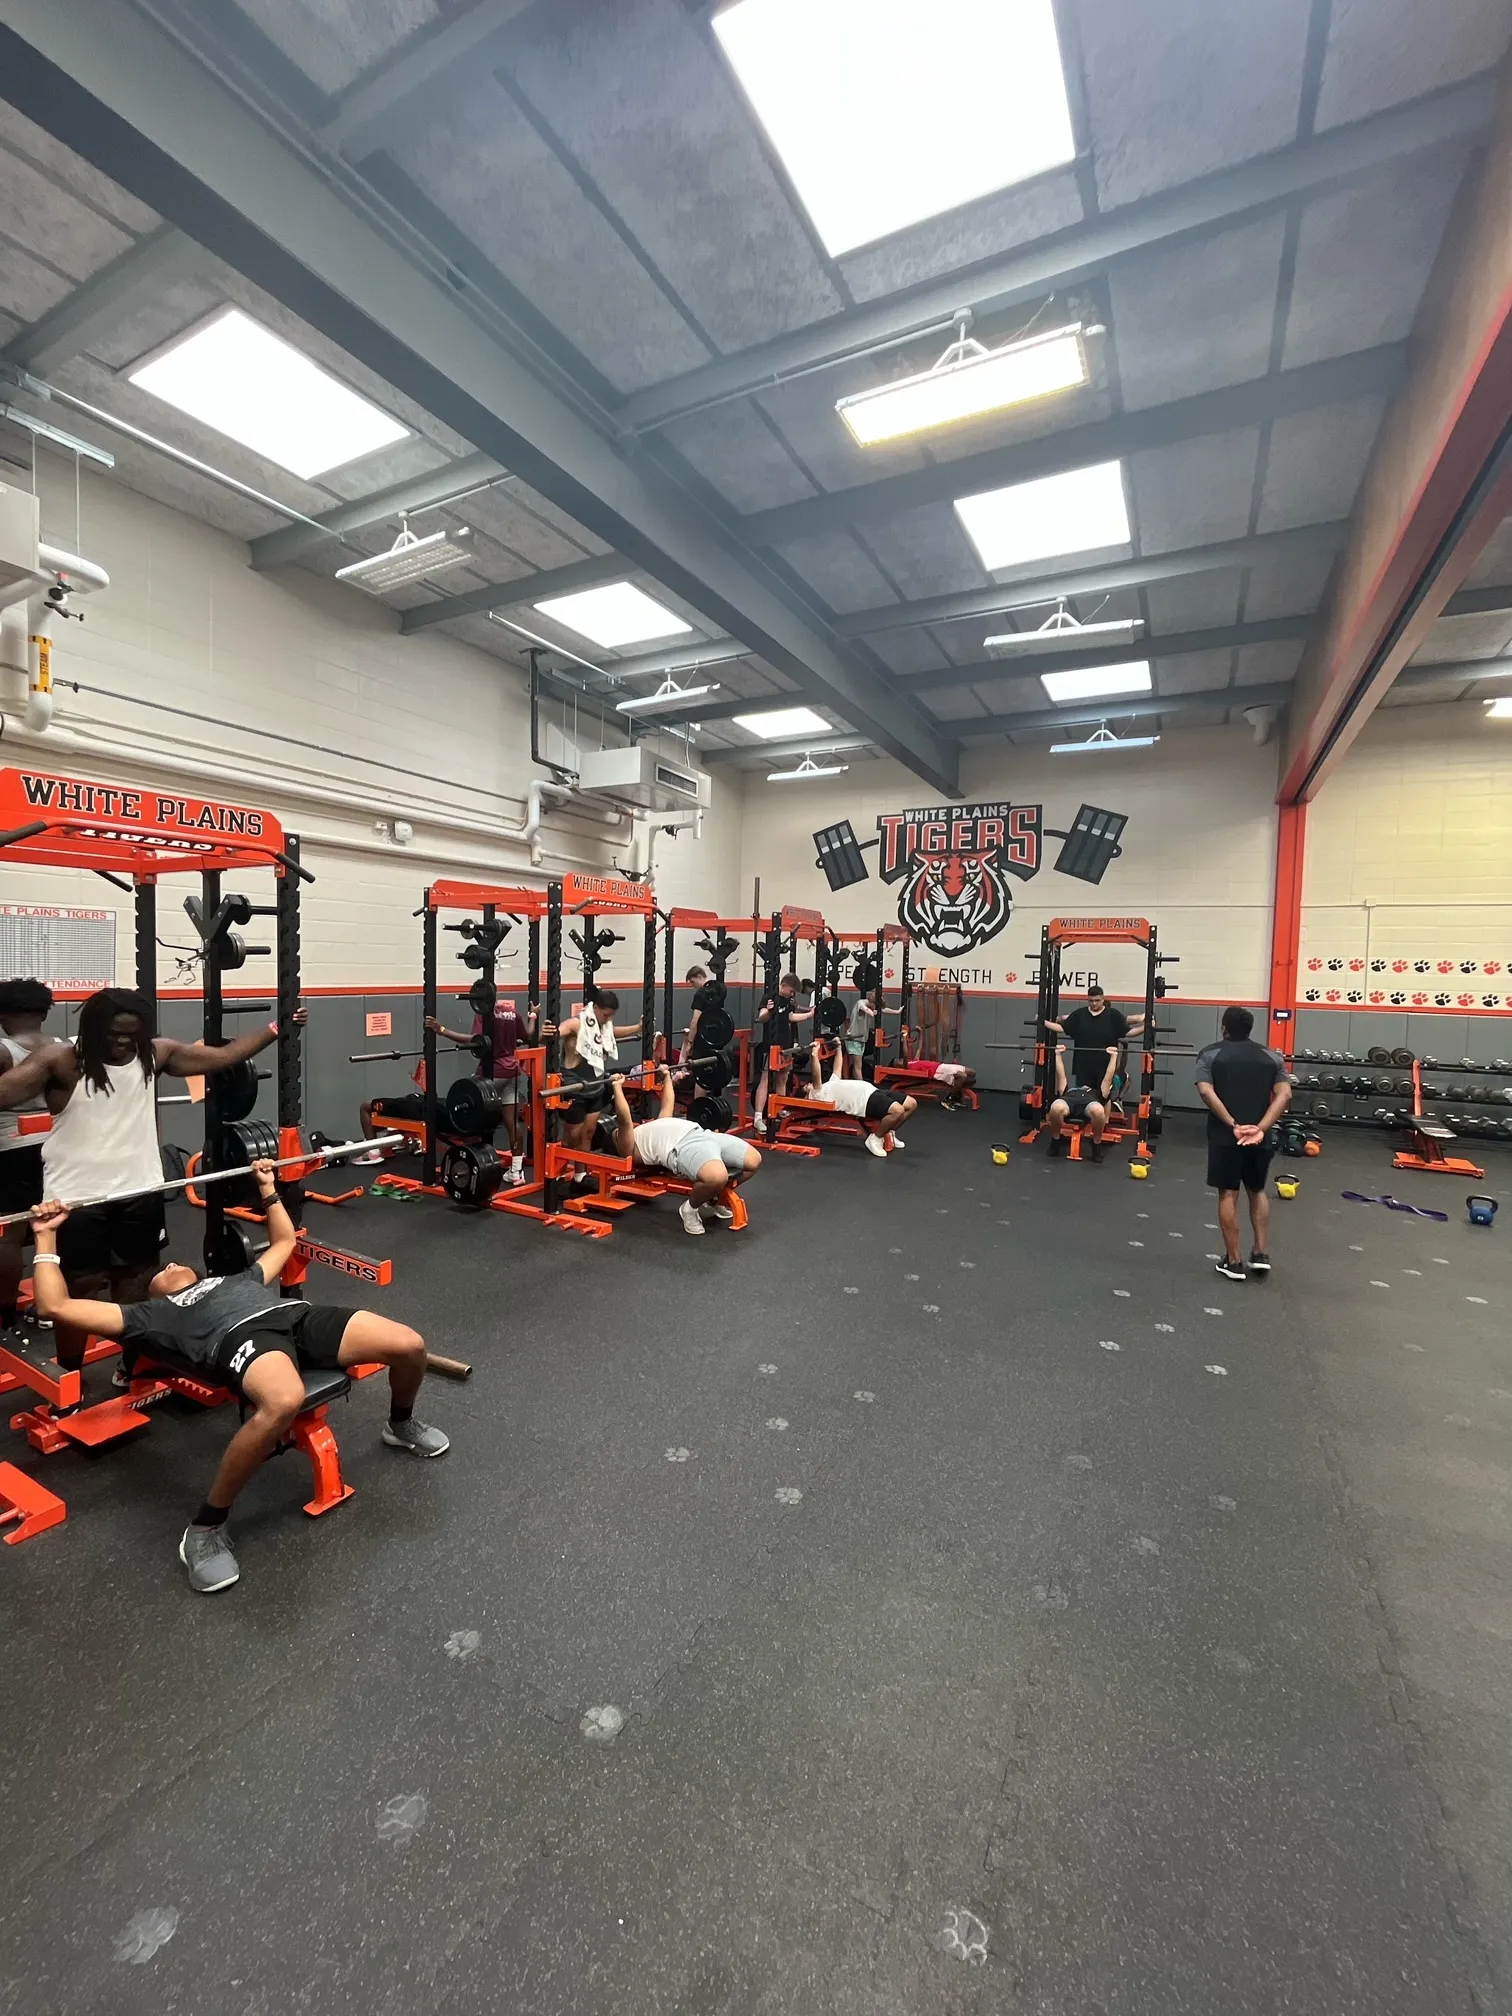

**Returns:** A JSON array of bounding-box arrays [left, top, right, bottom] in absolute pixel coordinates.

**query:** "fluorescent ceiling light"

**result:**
[[1050, 724, 1160, 755], [734, 706, 831, 739], [837, 326, 1088, 447], [1040, 660, 1152, 704], [129, 306, 407, 481], [768, 753, 849, 781], [955, 460, 1131, 573], [616, 678, 719, 714], [984, 604, 1143, 653], [713, 0, 1074, 256], [533, 581, 693, 649], [335, 520, 473, 593], [1484, 696, 1512, 717]]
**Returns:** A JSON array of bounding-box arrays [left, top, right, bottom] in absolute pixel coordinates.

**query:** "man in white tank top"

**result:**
[[0, 977, 55, 1330], [0, 985, 301, 1374]]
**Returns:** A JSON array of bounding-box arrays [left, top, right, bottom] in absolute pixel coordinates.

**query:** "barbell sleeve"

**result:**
[[0, 1132, 404, 1229]]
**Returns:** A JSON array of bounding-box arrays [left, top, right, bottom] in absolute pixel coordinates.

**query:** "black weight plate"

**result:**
[[1366, 1046, 1391, 1065], [1144, 1096, 1163, 1140], [1313, 1101, 1331, 1120], [1319, 1074, 1339, 1091], [468, 978, 497, 1014], [1391, 1048, 1415, 1068], [1374, 1076, 1392, 1094], [446, 1077, 509, 1136], [689, 1049, 735, 1095], [692, 980, 727, 1012], [210, 1056, 259, 1123], [696, 1006, 735, 1050], [816, 997, 848, 1035], [687, 1094, 734, 1131], [1019, 1096, 1039, 1125], [205, 1218, 267, 1276], [443, 1143, 503, 1209]]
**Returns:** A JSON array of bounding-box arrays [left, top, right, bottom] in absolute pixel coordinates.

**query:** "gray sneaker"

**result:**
[[179, 1523, 240, 1594], [381, 1417, 451, 1458]]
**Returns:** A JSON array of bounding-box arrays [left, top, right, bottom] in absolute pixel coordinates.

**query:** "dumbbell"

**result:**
[[1342, 1051, 1359, 1064]]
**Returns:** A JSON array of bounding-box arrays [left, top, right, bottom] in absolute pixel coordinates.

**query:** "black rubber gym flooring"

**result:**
[[2, 1104, 1509, 2014]]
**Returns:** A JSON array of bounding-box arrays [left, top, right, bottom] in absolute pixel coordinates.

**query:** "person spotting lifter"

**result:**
[[28, 1162, 449, 1594], [1195, 1006, 1294, 1281]]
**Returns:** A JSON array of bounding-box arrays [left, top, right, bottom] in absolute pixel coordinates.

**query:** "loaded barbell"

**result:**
[[1, 1132, 403, 1229]]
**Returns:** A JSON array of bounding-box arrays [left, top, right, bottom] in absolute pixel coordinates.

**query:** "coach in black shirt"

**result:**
[[1195, 1007, 1294, 1281]]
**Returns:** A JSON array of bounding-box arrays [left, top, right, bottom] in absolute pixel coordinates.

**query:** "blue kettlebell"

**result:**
[[1466, 1194, 1498, 1227]]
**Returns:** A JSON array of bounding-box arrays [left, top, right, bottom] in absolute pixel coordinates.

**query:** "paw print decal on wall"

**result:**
[[1304, 988, 1320, 1001], [1328, 958, 1344, 971], [1393, 959, 1409, 973], [1484, 961, 1501, 976], [1390, 992, 1406, 1005], [1412, 992, 1428, 1005], [1347, 990, 1364, 1003], [1307, 957, 1323, 971], [1326, 988, 1342, 1002], [1458, 993, 1476, 1007], [1415, 961, 1431, 973], [1461, 961, 1478, 974], [1436, 993, 1452, 1006], [1369, 991, 1385, 1004], [1349, 958, 1365, 972], [1439, 960, 1455, 974], [1484, 994, 1500, 1009]]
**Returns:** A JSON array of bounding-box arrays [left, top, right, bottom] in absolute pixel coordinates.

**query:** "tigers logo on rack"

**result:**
[[877, 804, 1041, 958]]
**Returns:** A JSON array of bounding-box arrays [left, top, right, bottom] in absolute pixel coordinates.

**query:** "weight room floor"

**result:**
[[3, 1107, 1509, 2015]]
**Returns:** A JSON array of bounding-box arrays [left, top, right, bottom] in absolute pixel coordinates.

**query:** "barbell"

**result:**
[[1, 1132, 403, 1229]]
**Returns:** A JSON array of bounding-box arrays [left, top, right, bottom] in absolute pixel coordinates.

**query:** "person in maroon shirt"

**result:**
[[428, 996, 539, 1184]]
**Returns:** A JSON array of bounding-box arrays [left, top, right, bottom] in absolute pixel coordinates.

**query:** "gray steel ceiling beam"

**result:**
[[835, 523, 1348, 637], [399, 552, 628, 632], [703, 734, 872, 767], [2, 222, 203, 372], [248, 450, 508, 569], [890, 617, 1311, 697], [0, 4, 957, 792], [620, 81, 1493, 434], [1442, 581, 1512, 617], [743, 346, 1406, 547], [320, 0, 540, 160], [589, 638, 751, 680]]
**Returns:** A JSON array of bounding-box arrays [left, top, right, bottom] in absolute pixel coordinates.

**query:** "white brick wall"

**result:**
[[0, 470, 743, 990]]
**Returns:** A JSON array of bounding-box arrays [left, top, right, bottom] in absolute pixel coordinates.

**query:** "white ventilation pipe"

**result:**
[[623, 806, 704, 880], [21, 548, 110, 734], [1243, 703, 1278, 746]]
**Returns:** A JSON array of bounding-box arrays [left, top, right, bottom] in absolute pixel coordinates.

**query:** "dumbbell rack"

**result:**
[[1291, 1049, 1512, 1145]]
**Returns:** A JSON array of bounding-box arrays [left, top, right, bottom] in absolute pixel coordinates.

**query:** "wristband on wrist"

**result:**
[[33, 1252, 62, 1265]]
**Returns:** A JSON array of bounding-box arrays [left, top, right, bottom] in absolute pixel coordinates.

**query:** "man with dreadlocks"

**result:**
[[0, 987, 302, 1375]]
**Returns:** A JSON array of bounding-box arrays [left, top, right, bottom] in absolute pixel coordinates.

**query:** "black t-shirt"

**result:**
[[1063, 1004, 1129, 1088], [119, 1273, 305, 1370], [1195, 1038, 1291, 1136], [762, 992, 795, 1048]]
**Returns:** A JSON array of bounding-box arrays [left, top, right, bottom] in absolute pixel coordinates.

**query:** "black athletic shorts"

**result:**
[[1207, 1135, 1275, 1193], [213, 1303, 359, 1395], [864, 1088, 895, 1123], [372, 1093, 425, 1121], [561, 1063, 609, 1124], [1060, 1084, 1100, 1120], [56, 1194, 167, 1277], [0, 1145, 44, 1219]]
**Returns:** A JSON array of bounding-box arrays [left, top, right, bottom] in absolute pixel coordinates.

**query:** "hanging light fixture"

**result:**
[[336, 513, 473, 592], [768, 752, 850, 781], [615, 674, 721, 714], [1049, 721, 1160, 755], [835, 314, 1091, 446], [983, 597, 1143, 653]]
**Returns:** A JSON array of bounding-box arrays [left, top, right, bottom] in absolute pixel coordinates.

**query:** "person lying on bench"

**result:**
[[805, 1046, 918, 1157], [929, 1060, 977, 1109], [28, 1163, 450, 1596], [610, 1065, 761, 1236]]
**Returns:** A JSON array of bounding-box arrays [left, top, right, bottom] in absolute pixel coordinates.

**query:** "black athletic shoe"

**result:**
[[1088, 1139, 1105, 1164], [1249, 1251, 1271, 1275], [1047, 1134, 1068, 1157], [1214, 1258, 1247, 1282]]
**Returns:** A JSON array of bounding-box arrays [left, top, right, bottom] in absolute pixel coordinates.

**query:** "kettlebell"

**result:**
[[1129, 1160, 1149, 1180], [1276, 1176, 1300, 1199], [1466, 1194, 1498, 1227], [990, 1142, 1011, 1166]]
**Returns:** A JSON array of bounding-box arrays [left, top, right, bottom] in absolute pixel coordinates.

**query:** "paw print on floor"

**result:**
[[665, 1447, 692, 1462], [581, 1704, 624, 1743], [1154, 1322, 1175, 1333], [113, 1908, 179, 1966], [1130, 1535, 1161, 1557], [853, 1390, 876, 1404], [1099, 1339, 1122, 1352], [936, 1907, 990, 1966], [376, 1793, 428, 1848], [843, 1285, 860, 1294], [775, 1485, 803, 1505], [757, 1363, 778, 1375], [1205, 1364, 1229, 1376], [443, 1629, 481, 1660], [765, 1417, 789, 1432]]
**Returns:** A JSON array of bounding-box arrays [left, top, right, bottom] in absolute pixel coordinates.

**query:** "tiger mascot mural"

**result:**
[[877, 805, 1041, 959]]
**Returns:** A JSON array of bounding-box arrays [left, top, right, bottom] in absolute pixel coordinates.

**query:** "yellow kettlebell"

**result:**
[[1276, 1176, 1300, 1200], [990, 1142, 1011, 1166], [1129, 1160, 1149, 1180]]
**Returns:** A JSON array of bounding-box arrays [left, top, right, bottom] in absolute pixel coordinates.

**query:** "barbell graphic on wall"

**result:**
[[812, 805, 1129, 895]]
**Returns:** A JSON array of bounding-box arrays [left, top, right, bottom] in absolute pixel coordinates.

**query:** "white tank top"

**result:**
[[0, 1031, 49, 1152], [42, 1058, 163, 1199]]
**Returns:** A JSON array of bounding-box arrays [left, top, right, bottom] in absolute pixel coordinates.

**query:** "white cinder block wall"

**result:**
[[1300, 701, 1512, 1012], [733, 730, 1283, 1006], [0, 471, 743, 994]]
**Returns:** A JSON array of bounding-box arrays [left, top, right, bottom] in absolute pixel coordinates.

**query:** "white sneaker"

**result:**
[[863, 1133, 888, 1158], [887, 1133, 905, 1152], [702, 1200, 735, 1221], [352, 1148, 384, 1165], [679, 1200, 706, 1235]]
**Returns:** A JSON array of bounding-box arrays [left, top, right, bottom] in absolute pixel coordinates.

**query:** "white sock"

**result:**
[[510, 1154, 523, 1172]]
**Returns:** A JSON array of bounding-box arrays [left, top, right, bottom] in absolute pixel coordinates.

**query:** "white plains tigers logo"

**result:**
[[877, 805, 1041, 958]]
